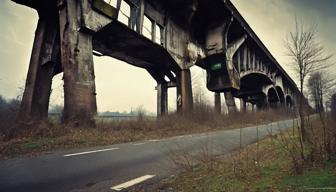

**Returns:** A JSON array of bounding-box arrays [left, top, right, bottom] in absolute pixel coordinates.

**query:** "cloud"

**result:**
[[9, 27, 27, 48], [284, 0, 336, 18]]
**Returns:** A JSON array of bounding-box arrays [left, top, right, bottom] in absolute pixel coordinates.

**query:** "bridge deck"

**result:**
[[93, 20, 179, 83]]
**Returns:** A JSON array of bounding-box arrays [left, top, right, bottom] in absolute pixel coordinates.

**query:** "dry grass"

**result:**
[[128, 134, 289, 192], [276, 114, 336, 174], [0, 109, 292, 159], [148, 116, 336, 192]]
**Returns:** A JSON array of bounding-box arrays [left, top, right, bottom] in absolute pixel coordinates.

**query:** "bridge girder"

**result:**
[[12, 0, 301, 124]]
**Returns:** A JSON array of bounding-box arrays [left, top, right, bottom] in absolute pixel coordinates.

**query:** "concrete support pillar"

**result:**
[[214, 92, 221, 113], [157, 83, 168, 116], [176, 69, 193, 113], [59, 1, 97, 125], [262, 97, 268, 110], [19, 17, 59, 122], [240, 98, 246, 112], [266, 97, 271, 110], [136, 0, 145, 34], [258, 101, 267, 111], [224, 91, 237, 113]]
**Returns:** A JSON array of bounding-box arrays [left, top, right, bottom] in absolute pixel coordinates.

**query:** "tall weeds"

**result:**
[[276, 113, 336, 174], [1, 107, 291, 142]]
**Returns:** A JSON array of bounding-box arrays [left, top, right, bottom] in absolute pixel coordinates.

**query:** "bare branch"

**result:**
[[285, 18, 333, 92], [284, 17, 334, 141]]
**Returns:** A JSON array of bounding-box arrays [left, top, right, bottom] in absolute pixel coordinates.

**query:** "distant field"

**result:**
[[48, 113, 156, 122]]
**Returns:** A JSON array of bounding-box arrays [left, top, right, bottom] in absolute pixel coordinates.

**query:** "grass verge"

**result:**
[[152, 119, 336, 192], [0, 109, 291, 159]]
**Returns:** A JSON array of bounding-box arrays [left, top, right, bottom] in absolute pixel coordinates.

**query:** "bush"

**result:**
[[0, 97, 20, 140], [277, 115, 336, 174]]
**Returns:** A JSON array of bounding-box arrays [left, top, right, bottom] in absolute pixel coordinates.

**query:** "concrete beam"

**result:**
[[227, 35, 247, 61], [59, 0, 97, 125], [243, 46, 247, 71], [237, 50, 241, 73]]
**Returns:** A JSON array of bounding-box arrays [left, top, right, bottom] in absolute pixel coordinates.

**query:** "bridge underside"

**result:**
[[93, 21, 179, 84], [13, 0, 300, 125], [236, 73, 269, 108]]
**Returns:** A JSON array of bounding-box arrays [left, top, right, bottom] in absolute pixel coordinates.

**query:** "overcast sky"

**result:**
[[0, 0, 335, 113]]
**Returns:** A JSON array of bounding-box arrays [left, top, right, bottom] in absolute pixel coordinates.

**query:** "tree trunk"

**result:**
[[299, 80, 307, 142]]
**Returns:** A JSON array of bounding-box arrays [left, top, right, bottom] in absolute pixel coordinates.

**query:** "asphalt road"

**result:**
[[0, 119, 295, 192]]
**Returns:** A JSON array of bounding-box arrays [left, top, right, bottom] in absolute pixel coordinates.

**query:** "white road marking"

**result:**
[[111, 175, 156, 191], [64, 148, 119, 157], [132, 142, 146, 146], [148, 139, 159, 142]]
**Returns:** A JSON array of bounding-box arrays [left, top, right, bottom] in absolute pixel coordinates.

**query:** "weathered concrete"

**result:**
[[214, 92, 221, 113], [156, 83, 168, 116], [224, 91, 237, 113], [240, 98, 246, 112], [177, 69, 193, 113], [13, 0, 304, 124], [203, 17, 246, 92], [59, 0, 97, 125], [19, 17, 60, 122]]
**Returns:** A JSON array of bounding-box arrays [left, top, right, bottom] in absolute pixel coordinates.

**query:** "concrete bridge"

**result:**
[[13, 0, 300, 124]]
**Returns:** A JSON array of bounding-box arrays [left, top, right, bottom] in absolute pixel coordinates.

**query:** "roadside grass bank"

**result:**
[[0, 109, 291, 159], [151, 116, 336, 192]]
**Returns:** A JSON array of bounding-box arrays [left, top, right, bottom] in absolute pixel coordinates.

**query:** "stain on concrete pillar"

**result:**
[[176, 69, 193, 113], [224, 91, 237, 113], [59, 0, 97, 126]]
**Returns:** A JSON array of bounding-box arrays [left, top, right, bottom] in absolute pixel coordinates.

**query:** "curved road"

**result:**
[[0, 119, 295, 192]]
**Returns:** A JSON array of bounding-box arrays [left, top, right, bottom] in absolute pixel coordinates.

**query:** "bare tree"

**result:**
[[136, 105, 147, 121], [285, 18, 333, 141], [308, 72, 335, 154], [192, 73, 210, 111], [0, 95, 6, 110], [331, 93, 336, 119], [308, 72, 335, 113]]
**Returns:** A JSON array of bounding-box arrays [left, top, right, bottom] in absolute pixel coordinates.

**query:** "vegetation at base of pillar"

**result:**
[[0, 94, 292, 159], [0, 96, 20, 140], [285, 18, 333, 142]]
